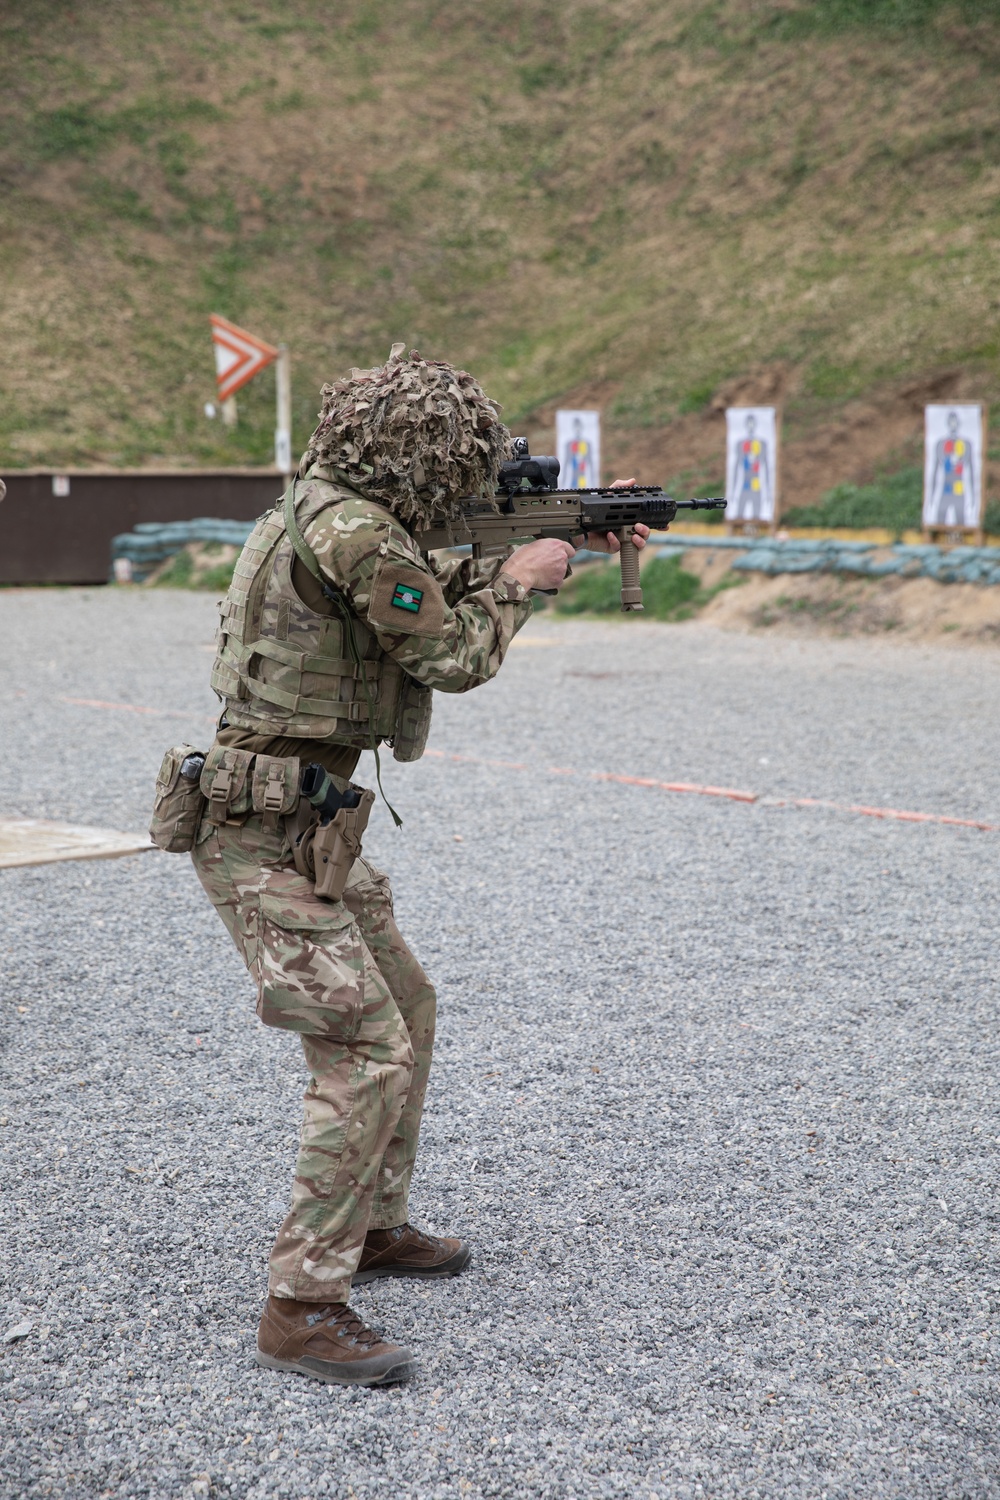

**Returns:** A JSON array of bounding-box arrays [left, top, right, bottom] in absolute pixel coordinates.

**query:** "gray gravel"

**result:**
[[2, 588, 999, 1500]]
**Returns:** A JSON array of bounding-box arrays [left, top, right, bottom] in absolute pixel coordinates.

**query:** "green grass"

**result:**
[[150, 549, 237, 590], [678, 380, 717, 414], [198, 560, 239, 591], [555, 554, 737, 621], [786, 466, 1000, 535], [4, 1, 1000, 477], [152, 550, 194, 587], [33, 97, 221, 161], [773, 0, 1000, 34], [683, 0, 1000, 48], [784, 467, 923, 534]]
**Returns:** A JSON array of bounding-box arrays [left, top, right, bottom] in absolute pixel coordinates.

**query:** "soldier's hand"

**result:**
[[581, 494, 651, 553], [503, 537, 575, 592]]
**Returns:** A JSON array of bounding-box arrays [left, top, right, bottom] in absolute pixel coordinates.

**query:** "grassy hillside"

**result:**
[[2, 0, 1000, 507]]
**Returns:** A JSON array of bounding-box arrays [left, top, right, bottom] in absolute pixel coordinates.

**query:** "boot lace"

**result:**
[[389, 1223, 439, 1251], [323, 1305, 385, 1350]]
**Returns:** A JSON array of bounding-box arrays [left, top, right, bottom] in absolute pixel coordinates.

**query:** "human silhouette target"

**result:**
[[725, 407, 778, 525], [923, 405, 984, 531], [556, 409, 600, 489]]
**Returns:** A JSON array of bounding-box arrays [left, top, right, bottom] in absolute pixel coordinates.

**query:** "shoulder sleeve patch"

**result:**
[[368, 553, 447, 638]]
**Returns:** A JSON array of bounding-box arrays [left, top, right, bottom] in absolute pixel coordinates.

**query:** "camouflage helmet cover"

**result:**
[[303, 343, 510, 526]]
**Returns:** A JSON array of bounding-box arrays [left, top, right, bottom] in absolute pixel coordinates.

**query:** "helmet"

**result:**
[[302, 343, 509, 526]]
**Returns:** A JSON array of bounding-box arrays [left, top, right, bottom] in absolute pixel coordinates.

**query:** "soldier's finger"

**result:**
[[604, 531, 621, 553]]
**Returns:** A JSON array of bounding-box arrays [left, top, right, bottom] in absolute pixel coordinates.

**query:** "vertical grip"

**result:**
[[618, 527, 643, 611]]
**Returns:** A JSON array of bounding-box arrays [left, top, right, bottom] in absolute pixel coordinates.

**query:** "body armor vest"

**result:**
[[210, 480, 431, 759]]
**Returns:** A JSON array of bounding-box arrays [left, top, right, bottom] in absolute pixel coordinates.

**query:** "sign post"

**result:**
[[209, 315, 290, 473], [275, 345, 292, 481]]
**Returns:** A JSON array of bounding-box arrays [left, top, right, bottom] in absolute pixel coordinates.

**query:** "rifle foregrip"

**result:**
[[618, 528, 643, 612]]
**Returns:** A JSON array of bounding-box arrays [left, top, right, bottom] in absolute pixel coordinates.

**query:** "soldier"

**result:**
[[192, 345, 647, 1386]]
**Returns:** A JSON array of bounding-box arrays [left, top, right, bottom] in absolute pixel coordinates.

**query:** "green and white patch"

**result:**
[[392, 583, 423, 614]]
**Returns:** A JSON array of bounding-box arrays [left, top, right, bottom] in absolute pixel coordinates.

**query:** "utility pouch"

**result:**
[[251, 755, 300, 830], [149, 745, 207, 852], [391, 675, 433, 763], [312, 791, 375, 901], [200, 746, 255, 824]]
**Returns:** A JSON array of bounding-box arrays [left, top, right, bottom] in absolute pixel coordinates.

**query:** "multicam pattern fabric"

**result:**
[[211, 469, 533, 746], [197, 360, 532, 1300], [301, 344, 510, 529], [307, 475, 533, 691], [192, 813, 435, 1301]]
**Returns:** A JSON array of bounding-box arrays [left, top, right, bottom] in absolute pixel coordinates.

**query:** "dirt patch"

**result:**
[[694, 566, 1000, 644]]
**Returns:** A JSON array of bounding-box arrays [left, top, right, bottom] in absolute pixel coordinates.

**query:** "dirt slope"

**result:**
[[670, 541, 1000, 643], [2, 0, 999, 498]]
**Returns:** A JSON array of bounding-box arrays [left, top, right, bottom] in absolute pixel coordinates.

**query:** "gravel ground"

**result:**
[[2, 588, 999, 1500]]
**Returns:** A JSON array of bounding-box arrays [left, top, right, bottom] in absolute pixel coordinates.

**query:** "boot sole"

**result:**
[[352, 1247, 472, 1285], [256, 1350, 417, 1387]]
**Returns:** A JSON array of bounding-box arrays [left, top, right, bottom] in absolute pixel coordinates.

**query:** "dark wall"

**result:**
[[0, 469, 285, 585]]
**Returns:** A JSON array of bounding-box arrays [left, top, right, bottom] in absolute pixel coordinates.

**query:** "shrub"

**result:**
[[784, 467, 922, 533], [556, 554, 704, 620]]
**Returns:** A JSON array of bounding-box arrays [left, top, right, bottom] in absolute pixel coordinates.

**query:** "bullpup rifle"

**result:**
[[414, 438, 726, 612]]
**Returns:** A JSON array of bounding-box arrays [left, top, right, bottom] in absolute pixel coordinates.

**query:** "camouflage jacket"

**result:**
[[304, 464, 533, 692], [210, 464, 534, 753]]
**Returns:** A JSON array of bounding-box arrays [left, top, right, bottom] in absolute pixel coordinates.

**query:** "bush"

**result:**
[[197, 561, 239, 591], [784, 467, 922, 534], [153, 550, 194, 587], [556, 554, 705, 620], [150, 545, 237, 590]]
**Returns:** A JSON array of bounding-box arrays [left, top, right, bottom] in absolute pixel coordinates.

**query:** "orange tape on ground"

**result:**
[[59, 697, 216, 723], [424, 748, 995, 832], [425, 749, 757, 803], [52, 702, 997, 833]]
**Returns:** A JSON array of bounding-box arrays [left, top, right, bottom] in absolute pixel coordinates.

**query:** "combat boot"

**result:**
[[353, 1223, 471, 1284], [256, 1296, 416, 1386]]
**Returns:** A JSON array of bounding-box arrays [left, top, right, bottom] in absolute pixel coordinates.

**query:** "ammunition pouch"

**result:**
[[251, 754, 301, 830], [149, 744, 208, 853], [391, 676, 433, 763], [200, 746, 256, 824]]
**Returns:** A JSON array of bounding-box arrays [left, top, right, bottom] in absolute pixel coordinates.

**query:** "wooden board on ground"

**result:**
[[0, 820, 154, 869]]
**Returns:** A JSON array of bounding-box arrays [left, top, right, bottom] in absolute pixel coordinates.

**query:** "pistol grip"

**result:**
[[533, 562, 573, 597]]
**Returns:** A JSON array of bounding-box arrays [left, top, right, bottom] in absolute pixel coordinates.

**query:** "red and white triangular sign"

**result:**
[[210, 314, 279, 401]]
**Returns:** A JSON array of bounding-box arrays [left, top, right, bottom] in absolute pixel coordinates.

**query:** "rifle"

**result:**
[[414, 438, 726, 612]]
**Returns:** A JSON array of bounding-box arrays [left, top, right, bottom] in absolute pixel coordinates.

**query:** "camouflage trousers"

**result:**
[[191, 813, 436, 1303]]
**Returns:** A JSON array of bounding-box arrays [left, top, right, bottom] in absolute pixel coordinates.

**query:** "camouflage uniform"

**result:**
[[193, 453, 533, 1304]]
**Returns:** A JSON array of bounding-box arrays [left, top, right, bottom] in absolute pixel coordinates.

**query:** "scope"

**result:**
[[497, 437, 560, 496]]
